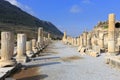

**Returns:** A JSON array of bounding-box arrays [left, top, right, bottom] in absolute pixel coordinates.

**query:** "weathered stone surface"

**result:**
[[26, 41, 34, 57], [89, 51, 99, 57], [91, 35, 98, 49], [77, 46, 82, 52], [98, 32, 104, 49], [32, 39, 38, 53], [62, 31, 67, 44], [47, 33, 51, 43], [0, 32, 16, 67], [83, 32, 87, 47], [80, 35, 83, 47], [16, 34, 28, 63], [105, 56, 120, 69], [37, 27, 44, 48], [108, 14, 116, 54], [80, 47, 86, 53], [87, 33, 92, 49]]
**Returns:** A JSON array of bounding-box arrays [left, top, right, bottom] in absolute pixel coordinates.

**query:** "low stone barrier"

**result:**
[[105, 56, 120, 69]]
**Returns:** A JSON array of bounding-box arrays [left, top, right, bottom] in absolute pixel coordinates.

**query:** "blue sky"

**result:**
[[6, 0, 120, 37]]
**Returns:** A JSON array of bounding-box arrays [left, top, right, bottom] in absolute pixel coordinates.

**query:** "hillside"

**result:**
[[0, 0, 63, 39]]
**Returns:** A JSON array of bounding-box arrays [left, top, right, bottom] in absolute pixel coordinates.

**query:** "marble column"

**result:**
[[47, 33, 51, 43], [37, 27, 43, 49], [62, 31, 67, 44], [83, 32, 87, 47], [32, 39, 38, 53], [26, 41, 34, 57], [48, 33, 51, 39], [0, 32, 16, 67], [77, 37, 80, 46], [63, 31, 67, 39], [80, 35, 83, 47], [108, 14, 116, 54], [87, 33, 92, 49], [16, 34, 28, 63], [91, 35, 97, 49], [43, 37, 46, 47], [99, 32, 104, 49], [73, 38, 77, 46], [79, 36, 81, 46]]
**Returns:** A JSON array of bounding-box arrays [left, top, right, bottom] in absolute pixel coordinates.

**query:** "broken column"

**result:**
[[80, 34, 83, 47], [48, 33, 51, 39], [62, 31, 67, 44], [73, 38, 77, 46], [37, 27, 43, 49], [43, 37, 47, 47], [77, 37, 80, 46], [0, 32, 16, 67], [77, 35, 83, 52], [91, 35, 97, 49], [47, 33, 51, 43], [87, 32, 92, 49], [108, 13, 116, 55], [63, 31, 67, 39], [83, 32, 87, 47], [16, 33, 28, 63], [71, 37, 73, 45], [26, 41, 34, 57], [32, 39, 38, 53], [99, 32, 104, 49]]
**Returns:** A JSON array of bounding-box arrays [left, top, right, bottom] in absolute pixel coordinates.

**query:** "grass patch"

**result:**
[[104, 26, 108, 29]]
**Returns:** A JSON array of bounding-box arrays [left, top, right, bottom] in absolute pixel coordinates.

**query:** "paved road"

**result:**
[[13, 41, 120, 80]]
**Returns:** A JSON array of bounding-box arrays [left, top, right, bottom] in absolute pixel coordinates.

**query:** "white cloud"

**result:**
[[70, 5, 82, 14], [5, 0, 20, 7], [5, 0, 35, 16], [82, 0, 91, 4]]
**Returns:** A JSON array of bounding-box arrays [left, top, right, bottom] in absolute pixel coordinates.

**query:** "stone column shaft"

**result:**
[[16, 34, 28, 63], [38, 27, 43, 48], [99, 33, 104, 49], [87, 33, 91, 49], [32, 39, 38, 53], [26, 41, 33, 57], [62, 31, 67, 44], [32, 39, 36, 48], [77, 37, 80, 46], [0, 32, 16, 67], [108, 14, 115, 54], [80, 35, 83, 47], [48, 33, 50, 39], [83, 32, 87, 47]]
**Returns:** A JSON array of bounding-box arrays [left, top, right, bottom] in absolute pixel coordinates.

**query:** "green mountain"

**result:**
[[0, 0, 63, 39]]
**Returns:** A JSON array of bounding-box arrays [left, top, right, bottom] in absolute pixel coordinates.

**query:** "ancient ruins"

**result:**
[[0, 27, 51, 79], [1, 13, 120, 79], [62, 13, 120, 69]]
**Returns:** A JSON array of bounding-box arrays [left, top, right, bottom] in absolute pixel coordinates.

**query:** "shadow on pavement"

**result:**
[[17, 74, 48, 80], [26, 62, 61, 68], [32, 56, 60, 61]]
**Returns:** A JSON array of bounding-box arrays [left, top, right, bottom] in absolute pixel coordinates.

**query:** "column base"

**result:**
[[26, 51, 34, 57], [0, 60, 16, 68], [16, 56, 29, 63], [33, 48, 38, 53]]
